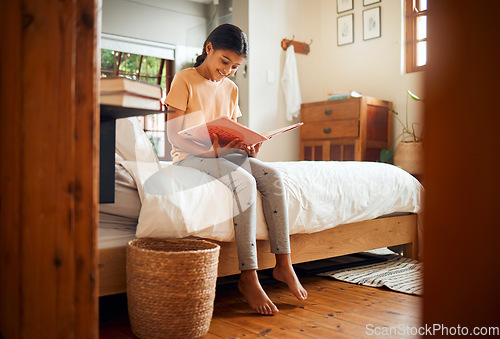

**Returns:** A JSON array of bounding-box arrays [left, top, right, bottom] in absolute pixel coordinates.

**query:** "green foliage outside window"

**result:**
[[100, 48, 169, 159], [100, 49, 167, 90]]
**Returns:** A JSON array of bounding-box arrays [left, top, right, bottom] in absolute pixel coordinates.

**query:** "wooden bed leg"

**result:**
[[403, 236, 419, 260], [402, 243, 418, 260], [403, 216, 420, 261]]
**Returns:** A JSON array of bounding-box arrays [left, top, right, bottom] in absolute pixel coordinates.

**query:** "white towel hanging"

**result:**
[[281, 45, 302, 121]]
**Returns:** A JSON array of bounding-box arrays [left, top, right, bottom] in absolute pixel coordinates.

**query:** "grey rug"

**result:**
[[318, 254, 423, 295]]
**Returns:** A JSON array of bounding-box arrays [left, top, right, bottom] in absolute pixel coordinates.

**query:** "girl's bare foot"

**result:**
[[273, 254, 308, 301], [238, 270, 279, 315]]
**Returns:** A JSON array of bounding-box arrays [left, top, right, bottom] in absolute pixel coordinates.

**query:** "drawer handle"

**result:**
[[323, 128, 331, 134], [324, 109, 333, 115]]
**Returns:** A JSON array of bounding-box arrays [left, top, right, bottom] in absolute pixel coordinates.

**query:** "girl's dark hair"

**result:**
[[194, 24, 249, 67]]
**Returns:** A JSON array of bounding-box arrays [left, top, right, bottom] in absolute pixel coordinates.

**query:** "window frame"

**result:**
[[100, 34, 176, 160], [405, 0, 427, 73], [100, 48, 174, 160]]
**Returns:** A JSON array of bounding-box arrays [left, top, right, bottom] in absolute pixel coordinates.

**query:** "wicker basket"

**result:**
[[126, 238, 220, 339], [394, 141, 424, 175]]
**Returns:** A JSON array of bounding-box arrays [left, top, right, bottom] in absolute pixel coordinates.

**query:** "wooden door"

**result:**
[[0, 0, 99, 337], [424, 0, 500, 332]]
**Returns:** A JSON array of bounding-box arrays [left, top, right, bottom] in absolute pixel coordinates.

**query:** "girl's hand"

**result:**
[[200, 134, 243, 158], [242, 142, 262, 158]]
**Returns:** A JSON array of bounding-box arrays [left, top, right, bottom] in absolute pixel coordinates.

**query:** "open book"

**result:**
[[178, 116, 303, 146]]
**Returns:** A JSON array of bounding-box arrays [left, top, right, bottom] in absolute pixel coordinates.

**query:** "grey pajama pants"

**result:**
[[176, 153, 291, 270]]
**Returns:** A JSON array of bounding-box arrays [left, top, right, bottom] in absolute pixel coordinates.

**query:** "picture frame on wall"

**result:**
[[337, 0, 353, 14], [363, 7, 381, 40], [363, 0, 381, 6], [337, 14, 354, 46]]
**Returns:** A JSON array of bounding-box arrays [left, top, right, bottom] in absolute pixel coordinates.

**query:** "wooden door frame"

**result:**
[[0, 0, 99, 337], [423, 0, 500, 330]]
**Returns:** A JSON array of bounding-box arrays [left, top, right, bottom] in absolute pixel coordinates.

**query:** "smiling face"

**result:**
[[197, 42, 246, 82]]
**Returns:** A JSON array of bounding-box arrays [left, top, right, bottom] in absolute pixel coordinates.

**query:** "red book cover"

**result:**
[[178, 116, 303, 146]]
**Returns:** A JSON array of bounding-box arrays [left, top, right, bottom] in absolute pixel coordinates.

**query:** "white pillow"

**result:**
[[99, 161, 141, 221], [116, 117, 159, 164], [118, 160, 237, 241]]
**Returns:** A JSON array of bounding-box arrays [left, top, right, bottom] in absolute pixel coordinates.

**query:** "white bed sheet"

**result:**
[[98, 226, 136, 249], [114, 159, 422, 243]]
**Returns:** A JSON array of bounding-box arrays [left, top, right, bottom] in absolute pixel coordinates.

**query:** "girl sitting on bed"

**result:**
[[165, 23, 307, 315]]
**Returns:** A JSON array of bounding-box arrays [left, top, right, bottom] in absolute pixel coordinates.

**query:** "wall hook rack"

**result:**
[[281, 36, 311, 55]]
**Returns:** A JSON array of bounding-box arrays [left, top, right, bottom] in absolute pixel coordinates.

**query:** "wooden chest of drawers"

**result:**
[[299, 97, 393, 161]]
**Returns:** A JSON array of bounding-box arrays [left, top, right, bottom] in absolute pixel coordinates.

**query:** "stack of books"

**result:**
[[327, 90, 362, 101], [100, 77, 163, 110]]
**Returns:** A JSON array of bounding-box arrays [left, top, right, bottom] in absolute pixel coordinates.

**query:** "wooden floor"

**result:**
[[100, 273, 422, 338]]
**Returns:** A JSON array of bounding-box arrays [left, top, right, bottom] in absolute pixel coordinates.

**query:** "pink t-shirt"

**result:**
[[165, 68, 242, 163]]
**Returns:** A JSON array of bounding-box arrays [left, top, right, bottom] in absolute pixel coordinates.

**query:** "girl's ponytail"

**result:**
[[194, 43, 208, 67], [195, 24, 248, 68]]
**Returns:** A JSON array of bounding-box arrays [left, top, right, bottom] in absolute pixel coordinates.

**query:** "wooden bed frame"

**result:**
[[99, 213, 418, 296]]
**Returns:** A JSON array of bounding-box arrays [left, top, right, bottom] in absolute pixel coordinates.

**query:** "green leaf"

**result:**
[[388, 108, 399, 116], [407, 89, 423, 101], [380, 149, 394, 163]]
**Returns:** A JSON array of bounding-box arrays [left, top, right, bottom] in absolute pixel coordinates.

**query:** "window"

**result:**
[[100, 49, 174, 159], [100, 47, 174, 160], [405, 0, 427, 73]]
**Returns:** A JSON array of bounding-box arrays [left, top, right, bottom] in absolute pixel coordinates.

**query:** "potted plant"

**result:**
[[387, 90, 424, 175]]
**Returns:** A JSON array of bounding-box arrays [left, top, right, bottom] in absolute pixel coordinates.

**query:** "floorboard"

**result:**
[[99, 275, 422, 338]]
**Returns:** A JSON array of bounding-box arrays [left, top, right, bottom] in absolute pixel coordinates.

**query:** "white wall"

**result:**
[[232, 0, 250, 127], [101, 0, 425, 162], [101, 0, 209, 70], [102, 0, 208, 45], [239, 0, 424, 162], [243, 0, 323, 162], [317, 0, 424, 144]]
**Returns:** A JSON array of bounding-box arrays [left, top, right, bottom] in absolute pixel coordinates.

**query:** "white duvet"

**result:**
[[118, 159, 422, 242]]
